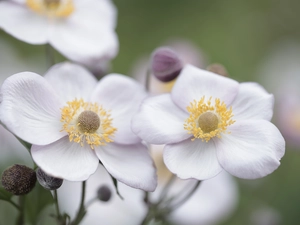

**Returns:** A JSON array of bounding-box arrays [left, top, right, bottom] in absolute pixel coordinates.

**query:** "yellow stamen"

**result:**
[[26, 0, 74, 18], [184, 96, 235, 142], [61, 99, 117, 149]]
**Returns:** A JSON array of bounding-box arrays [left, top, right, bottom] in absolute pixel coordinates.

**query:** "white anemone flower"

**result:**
[[0, 62, 157, 191], [132, 64, 285, 180], [0, 0, 118, 65]]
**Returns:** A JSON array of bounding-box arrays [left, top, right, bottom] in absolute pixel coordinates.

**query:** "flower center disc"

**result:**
[[184, 96, 235, 142], [197, 112, 219, 133], [78, 111, 100, 134], [61, 99, 117, 149]]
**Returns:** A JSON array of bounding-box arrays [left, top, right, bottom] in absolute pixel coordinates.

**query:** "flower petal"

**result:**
[[91, 74, 147, 144], [169, 172, 238, 225], [73, 0, 117, 29], [231, 82, 274, 121], [95, 142, 157, 192], [164, 139, 223, 180], [171, 65, 239, 111], [0, 72, 64, 145], [49, 9, 118, 65], [31, 136, 99, 181], [132, 94, 191, 145], [0, 2, 48, 44], [216, 120, 285, 179], [58, 166, 146, 225], [44, 62, 98, 102]]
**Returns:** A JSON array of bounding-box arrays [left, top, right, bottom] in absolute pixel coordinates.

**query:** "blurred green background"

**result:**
[[1, 0, 300, 224]]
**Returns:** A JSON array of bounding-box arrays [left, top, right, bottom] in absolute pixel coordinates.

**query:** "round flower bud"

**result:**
[[151, 47, 183, 82], [1, 164, 36, 195], [36, 168, 63, 190], [97, 185, 112, 202], [206, 63, 228, 77]]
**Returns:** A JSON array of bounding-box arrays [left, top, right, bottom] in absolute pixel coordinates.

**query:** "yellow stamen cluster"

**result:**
[[184, 96, 235, 142], [61, 99, 117, 149], [26, 0, 74, 18]]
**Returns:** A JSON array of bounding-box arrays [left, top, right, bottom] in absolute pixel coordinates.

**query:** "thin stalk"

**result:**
[[71, 181, 86, 225], [53, 190, 61, 220], [15, 196, 25, 225], [157, 174, 176, 204], [169, 181, 201, 211]]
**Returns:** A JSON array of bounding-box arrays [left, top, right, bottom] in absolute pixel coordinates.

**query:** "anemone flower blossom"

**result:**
[[0, 62, 157, 191], [132, 64, 285, 180], [0, 0, 118, 66]]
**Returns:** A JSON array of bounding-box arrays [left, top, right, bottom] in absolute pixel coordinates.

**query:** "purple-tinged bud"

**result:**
[[1, 164, 36, 195], [36, 168, 63, 190], [97, 185, 112, 202], [207, 63, 228, 77], [151, 47, 183, 82]]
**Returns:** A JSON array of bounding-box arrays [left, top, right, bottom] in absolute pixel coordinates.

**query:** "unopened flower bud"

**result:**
[[1, 164, 36, 195], [151, 47, 183, 82], [36, 168, 63, 190], [97, 185, 112, 202], [207, 63, 228, 77]]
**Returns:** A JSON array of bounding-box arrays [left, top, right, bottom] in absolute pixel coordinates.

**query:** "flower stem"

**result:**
[[15, 196, 25, 225], [169, 180, 202, 211], [71, 181, 86, 225], [53, 190, 61, 220]]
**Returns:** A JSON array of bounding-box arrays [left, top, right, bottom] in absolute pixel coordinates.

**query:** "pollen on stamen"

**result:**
[[184, 96, 235, 142], [61, 99, 117, 149]]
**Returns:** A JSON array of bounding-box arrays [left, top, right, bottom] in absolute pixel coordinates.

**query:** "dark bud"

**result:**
[[36, 168, 63, 190], [151, 47, 183, 82], [97, 185, 112, 202], [1, 164, 36, 195], [206, 63, 229, 77]]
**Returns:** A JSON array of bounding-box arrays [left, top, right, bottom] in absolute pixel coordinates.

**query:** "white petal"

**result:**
[[216, 120, 285, 179], [0, 72, 64, 145], [132, 94, 191, 145], [0, 2, 48, 44], [164, 139, 223, 180], [44, 62, 98, 102], [171, 65, 239, 111], [95, 142, 157, 192], [231, 82, 274, 121], [31, 136, 99, 181], [169, 172, 238, 225], [91, 74, 147, 144], [73, 0, 117, 29], [49, 12, 118, 64], [58, 166, 146, 225]]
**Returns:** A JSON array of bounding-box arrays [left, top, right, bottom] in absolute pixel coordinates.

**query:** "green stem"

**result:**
[[54, 190, 61, 220], [169, 181, 201, 211], [16, 196, 25, 225], [157, 174, 176, 204], [71, 181, 86, 225]]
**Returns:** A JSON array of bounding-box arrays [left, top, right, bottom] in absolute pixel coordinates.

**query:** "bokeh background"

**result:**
[[1, 0, 300, 224]]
